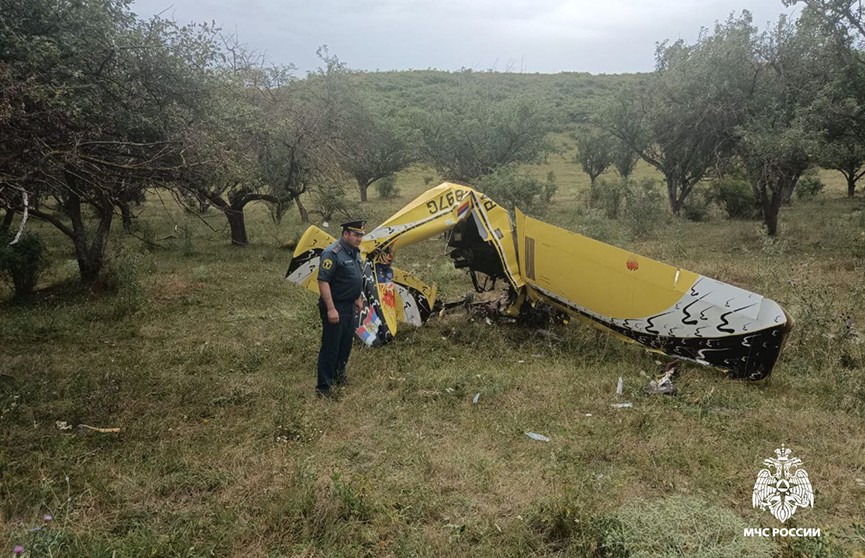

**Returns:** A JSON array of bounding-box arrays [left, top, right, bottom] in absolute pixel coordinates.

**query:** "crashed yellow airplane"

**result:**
[[287, 183, 792, 381]]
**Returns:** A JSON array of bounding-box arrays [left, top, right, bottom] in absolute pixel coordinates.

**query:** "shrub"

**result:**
[[682, 189, 711, 222], [475, 165, 557, 215], [99, 243, 148, 317], [623, 178, 665, 237], [795, 172, 824, 201], [374, 175, 400, 199], [0, 233, 49, 298], [577, 210, 623, 245], [785, 282, 863, 370], [312, 183, 349, 221], [590, 177, 629, 219], [540, 171, 558, 204], [713, 177, 759, 219]]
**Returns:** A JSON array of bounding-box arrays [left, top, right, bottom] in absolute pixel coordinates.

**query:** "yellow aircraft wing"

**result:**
[[515, 209, 791, 380]]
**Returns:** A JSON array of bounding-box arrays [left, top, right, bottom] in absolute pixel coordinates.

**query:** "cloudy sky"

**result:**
[[130, 0, 800, 75]]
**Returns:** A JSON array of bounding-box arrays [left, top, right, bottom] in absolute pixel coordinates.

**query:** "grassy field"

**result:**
[[1, 145, 864, 557]]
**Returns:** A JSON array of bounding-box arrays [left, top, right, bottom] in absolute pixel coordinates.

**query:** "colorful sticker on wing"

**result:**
[[356, 303, 383, 347], [375, 262, 398, 338], [358, 261, 393, 346], [456, 198, 470, 218]]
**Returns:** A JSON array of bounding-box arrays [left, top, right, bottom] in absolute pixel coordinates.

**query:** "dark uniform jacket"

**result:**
[[317, 239, 363, 303]]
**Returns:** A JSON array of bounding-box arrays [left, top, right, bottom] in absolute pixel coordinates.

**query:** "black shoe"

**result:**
[[315, 389, 333, 399], [334, 376, 349, 387]]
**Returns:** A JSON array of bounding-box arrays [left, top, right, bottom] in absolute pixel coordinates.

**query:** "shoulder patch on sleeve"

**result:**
[[318, 248, 337, 281]]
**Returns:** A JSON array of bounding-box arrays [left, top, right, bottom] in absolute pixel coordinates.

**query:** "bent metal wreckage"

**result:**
[[287, 182, 792, 381]]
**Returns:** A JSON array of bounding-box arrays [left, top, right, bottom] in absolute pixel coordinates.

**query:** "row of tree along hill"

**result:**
[[1, 0, 863, 288], [574, 3, 865, 237]]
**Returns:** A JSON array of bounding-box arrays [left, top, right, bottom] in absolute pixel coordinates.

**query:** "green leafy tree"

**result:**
[[171, 69, 263, 246], [195, 36, 313, 242], [574, 127, 614, 188], [474, 166, 557, 215], [303, 50, 415, 203], [337, 109, 415, 203], [814, 109, 865, 197], [736, 15, 827, 235], [788, 3, 865, 197], [310, 182, 352, 221], [599, 14, 756, 215], [611, 139, 640, 180], [784, 0, 865, 45], [257, 76, 332, 226], [412, 76, 551, 182], [737, 119, 812, 236], [181, 51, 329, 244], [0, 0, 221, 281]]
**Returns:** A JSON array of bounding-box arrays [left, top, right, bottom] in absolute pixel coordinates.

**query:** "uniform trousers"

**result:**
[[316, 298, 356, 394]]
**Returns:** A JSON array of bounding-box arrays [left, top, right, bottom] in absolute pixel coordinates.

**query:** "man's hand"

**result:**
[[319, 280, 340, 324], [355, 297, 364, 314], [327, 307, 339, 324]]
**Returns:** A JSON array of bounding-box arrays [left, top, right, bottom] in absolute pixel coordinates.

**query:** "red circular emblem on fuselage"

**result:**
[[626, 257, 639, 271]]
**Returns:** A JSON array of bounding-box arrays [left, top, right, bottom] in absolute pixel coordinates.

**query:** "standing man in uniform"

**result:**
[[316, 219, 365, 397]]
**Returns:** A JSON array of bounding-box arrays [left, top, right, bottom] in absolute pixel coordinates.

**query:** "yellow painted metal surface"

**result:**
[[290, 225, 336, 294], [516, 210, 699, 320], [392, 267, 438, 309], [363, 182, 523, 290]]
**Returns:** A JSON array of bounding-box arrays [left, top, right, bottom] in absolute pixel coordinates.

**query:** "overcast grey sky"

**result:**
[[130, 0, 800, 75]]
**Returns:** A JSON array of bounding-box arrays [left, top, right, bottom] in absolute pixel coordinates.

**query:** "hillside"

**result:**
[[333, 69, 646, 130]]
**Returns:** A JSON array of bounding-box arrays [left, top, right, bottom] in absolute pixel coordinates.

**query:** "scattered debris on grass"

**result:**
[[643, 361, 680, 396], [78, 424, 121, 434]]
